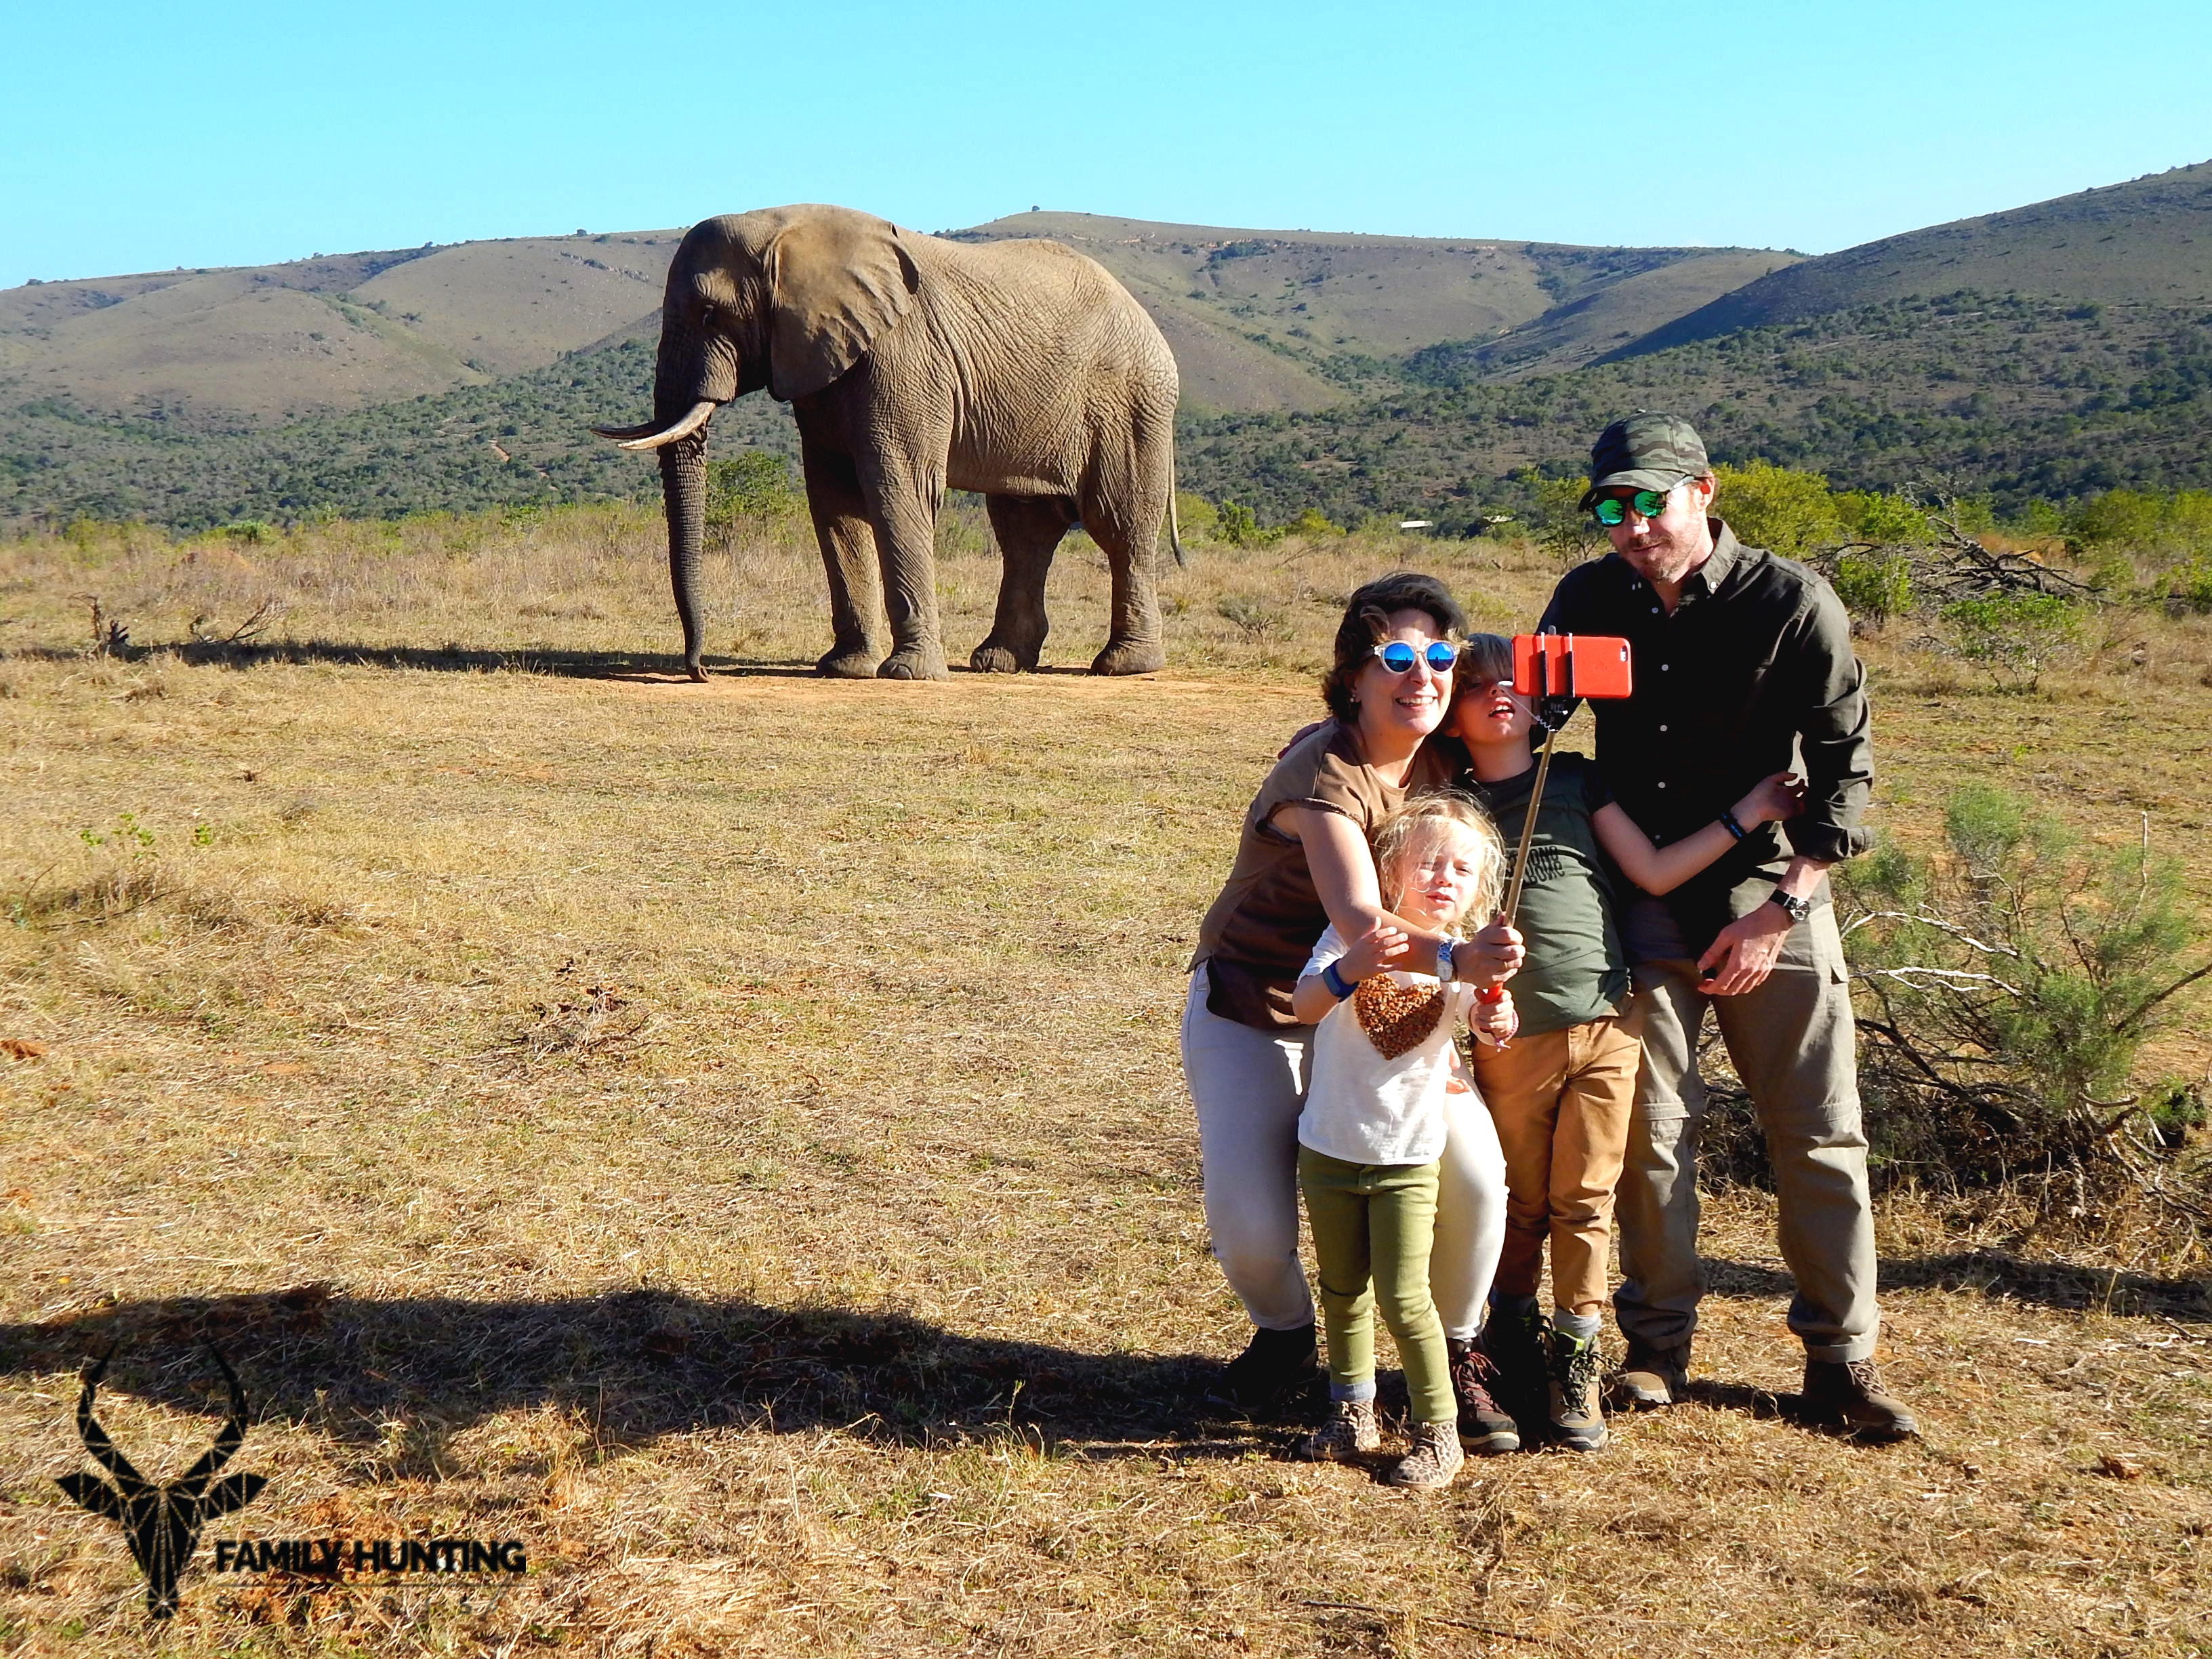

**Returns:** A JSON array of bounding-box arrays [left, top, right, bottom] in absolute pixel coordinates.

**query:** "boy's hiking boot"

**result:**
[[1482, 1303, 1550, 1425], [1385, 1420, 1465, 1490], [1302, 1397, 1380, 1461], [1446, 1337, 1521, 1454], [1610, 1340, 1690, 1410], [1220, 1323, 1317, 1412], [1799, 1358, 1919, 1442], [1544, 1327, 1609, 1452]]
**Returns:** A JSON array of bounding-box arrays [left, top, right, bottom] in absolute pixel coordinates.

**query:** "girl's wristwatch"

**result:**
[[1767, 888, 1814, 924], [1436, 938, 1454, 981]]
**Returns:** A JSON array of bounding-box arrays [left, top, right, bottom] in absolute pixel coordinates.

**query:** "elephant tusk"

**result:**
[[589, 418, 668, 441], [598, 401, 717, 451]]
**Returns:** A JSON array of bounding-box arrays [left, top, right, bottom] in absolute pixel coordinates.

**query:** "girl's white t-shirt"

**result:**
[[1296, 925, 1477, 1166]]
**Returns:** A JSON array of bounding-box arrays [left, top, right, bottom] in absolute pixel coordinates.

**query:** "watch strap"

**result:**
[[1767, 888, 1813, 923]]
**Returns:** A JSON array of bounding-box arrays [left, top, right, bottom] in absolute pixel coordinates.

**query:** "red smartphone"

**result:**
[[1511, 634, 1633, 700]]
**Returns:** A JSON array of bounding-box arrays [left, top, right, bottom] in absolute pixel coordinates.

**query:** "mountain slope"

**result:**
[[12, 288, 2206, 533], [1620, 160, 2212, 357], [954, 212, 1794, 407], [1178, 291, 2212, 529], [0, 233, 680, 423], [2, 213, 1790, 430]]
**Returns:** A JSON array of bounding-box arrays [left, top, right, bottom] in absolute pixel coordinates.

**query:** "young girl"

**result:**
[[1451, 634, 1803, 1450], [1290, 794, 1517, 1488]]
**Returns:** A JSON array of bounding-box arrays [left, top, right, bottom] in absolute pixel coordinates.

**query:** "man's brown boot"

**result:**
[[1610, 1340, 1689, 1410], [1800, 1358, 1919, 1441]]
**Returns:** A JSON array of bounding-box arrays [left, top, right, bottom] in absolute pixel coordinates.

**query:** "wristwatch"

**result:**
[[1767, 888, 1814, 924], [1436, 938, 1454, 981]]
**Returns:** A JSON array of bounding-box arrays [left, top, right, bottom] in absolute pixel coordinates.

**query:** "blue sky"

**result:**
[[3, 0, 2207, 287]]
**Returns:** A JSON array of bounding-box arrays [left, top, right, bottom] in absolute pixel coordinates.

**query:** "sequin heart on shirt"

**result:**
[[1352, 975, 1446, 1059]]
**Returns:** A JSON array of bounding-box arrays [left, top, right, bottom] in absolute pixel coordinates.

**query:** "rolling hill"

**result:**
[[1, 213, 1790, 433], [1618, 160, 2212, 357], [1178, 290, 2212, 529], [5, 161, 2211, 532], [949, 212, 1793, 408], [0, 234, 684, 426]]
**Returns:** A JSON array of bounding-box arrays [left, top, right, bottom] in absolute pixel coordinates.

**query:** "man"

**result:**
[[1536, 412, 1916, 1440]]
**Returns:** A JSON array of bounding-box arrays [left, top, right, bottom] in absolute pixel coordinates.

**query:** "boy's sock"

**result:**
[[1552, 1309, 1601, 1343], [1489, 1291, 1539, 1317]]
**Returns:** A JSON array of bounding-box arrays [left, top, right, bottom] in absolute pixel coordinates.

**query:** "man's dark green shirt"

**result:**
[[1538, 519, 1874, 954]]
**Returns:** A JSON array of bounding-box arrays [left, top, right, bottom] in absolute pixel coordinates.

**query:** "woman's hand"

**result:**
[[1337, 922, 1410, 982], [1275, 718, 1332, 760], [1734, 771, 1807, 827], [1458, 919, 1525, 987], [1470, 985, 1519, 1048]]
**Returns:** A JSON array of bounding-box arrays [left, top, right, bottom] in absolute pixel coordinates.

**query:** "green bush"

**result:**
[[1834, 489, 1930, 545], [1513, 467, 1602, 565], [1940, 591, 2082, 689], [1283, 507, 1345, 538], [2165, 560, 2212, 613], [1215, 501, 1281, 548], [1712, 462, 1843, 555], [1832, 550, 1914, 623], [2066, 488, 2165, 550], [704, 451, 798, 527], [1173, 493, 1220, 542], [1837, 786, 2210, 1197]]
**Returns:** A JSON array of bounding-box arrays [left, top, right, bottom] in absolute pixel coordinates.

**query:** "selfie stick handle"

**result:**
[[1500, 722, 1557, 932]]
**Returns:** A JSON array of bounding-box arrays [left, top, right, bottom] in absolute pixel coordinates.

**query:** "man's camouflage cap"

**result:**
[[1578, 411, 1711, 511]]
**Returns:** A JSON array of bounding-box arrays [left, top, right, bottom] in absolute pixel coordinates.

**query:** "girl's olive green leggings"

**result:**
[[1297, 1147, 1454, 1425]]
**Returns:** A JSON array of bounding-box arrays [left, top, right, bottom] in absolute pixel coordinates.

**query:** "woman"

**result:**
[[1183, 572, 1524, 1443]]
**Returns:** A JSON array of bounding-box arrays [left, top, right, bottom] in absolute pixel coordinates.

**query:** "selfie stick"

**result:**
[[1479, 633, 1571, 1005]]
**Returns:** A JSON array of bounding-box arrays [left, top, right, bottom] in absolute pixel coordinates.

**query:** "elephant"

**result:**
[[592, 203, 1185, 682]]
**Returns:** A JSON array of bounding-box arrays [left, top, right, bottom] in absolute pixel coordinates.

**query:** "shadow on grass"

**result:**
[[1700, 1247, 2207, 1320], [12, 640, 817, 681], [19, 641, 1115, 681], [0, 1288, 1273, 1462]]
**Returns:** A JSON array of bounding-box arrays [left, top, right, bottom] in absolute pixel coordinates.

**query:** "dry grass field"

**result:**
[[2, 506, 2208, 1656]]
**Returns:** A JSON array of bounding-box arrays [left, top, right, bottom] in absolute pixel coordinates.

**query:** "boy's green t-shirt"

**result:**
[[1464, 752, 1630, 1036]]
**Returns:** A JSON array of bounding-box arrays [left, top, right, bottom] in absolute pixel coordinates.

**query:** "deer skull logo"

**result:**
[[55, 1345, 267, 1618]]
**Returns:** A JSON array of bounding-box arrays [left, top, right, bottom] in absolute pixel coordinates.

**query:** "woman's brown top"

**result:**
[[1192, 721, 1462, 1029]]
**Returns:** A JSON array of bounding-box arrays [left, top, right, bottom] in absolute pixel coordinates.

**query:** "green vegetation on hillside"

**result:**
[[0, 340, 797, 528], [1179, 291, 2212, 529]]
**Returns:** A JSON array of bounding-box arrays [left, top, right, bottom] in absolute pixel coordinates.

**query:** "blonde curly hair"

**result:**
[[1369, 792, 1505, 932]]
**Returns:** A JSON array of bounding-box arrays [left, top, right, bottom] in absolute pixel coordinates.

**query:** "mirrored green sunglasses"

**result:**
[[1372, 640, 1458, 674], [1591, 485, 1680, 527]]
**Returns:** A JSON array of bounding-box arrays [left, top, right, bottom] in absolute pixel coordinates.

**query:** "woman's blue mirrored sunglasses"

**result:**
[[1372, 640, 1459, 674]]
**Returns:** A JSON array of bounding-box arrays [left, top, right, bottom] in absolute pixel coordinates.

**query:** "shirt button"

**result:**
[[1657, 781, 1667, 790], [1660, 663, 1670, 672], [1650, 607, 1660, 615], [1658, 724, 1668, 733]]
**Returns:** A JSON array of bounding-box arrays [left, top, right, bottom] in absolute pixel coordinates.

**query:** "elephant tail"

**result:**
[[1165, 458, 1189, 569]]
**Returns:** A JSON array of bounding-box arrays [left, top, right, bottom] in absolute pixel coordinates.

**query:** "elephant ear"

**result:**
[[766, 211, 920, 401]]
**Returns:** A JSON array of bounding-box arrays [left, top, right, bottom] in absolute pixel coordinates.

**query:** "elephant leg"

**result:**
[[1080, 498, 1168, 677], [840, 449, 946, 681], [800, 445, 883, 678], [862, 487, 949, 681], [973, 495, 1071, 672]]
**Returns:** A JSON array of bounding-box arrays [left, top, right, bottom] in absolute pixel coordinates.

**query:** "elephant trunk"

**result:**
[[658, 430, 710, 682]]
